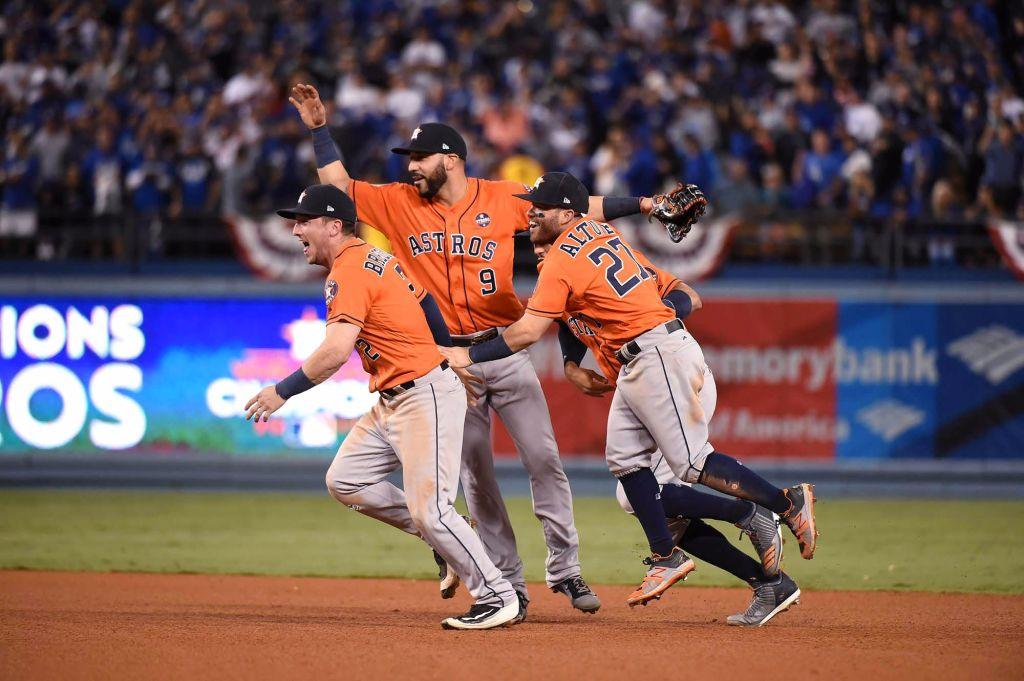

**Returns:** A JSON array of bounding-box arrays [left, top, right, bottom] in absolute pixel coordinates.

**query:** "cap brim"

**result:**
[[391, 144, 435, 156], [276, 207, 323, 220], [512, 192, 537, 203]]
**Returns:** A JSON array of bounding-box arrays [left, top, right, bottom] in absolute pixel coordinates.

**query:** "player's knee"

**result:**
[[615, 482, 634, 514], [405, 498, 436, 530], [325, 471, 362, 505]]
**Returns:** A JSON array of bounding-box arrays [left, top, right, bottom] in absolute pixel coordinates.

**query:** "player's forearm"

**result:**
[[556, 320, 587, 366], [301, 339, 352, 384], [673, 282, 702, 312], [311, 125, 351, 192], [588, 196, 655, 223], [468, 314, 551, 363]]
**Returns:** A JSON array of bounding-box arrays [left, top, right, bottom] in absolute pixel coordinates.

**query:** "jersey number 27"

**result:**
[[587, 237, 651, 297]]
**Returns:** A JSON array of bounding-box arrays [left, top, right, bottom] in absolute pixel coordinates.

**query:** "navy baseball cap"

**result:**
[[276, 184, 357, 223], [513, 172, 589, 214], [391, 122, 468, 160]]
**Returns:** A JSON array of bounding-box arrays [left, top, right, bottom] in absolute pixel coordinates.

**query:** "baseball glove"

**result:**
[[649, 183, 708, 242]]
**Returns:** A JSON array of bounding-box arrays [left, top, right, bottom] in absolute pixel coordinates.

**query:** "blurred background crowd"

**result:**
[[1, 0, 1022, 273]]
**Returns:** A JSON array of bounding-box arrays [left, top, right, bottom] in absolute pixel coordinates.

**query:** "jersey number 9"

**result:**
[[480, 268, 497, 295], [587, 237, 651, 297]]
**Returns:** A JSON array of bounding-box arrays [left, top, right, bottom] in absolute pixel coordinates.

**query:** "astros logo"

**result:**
[[324, 279, 338, 305], [474, 212, 491, 228]]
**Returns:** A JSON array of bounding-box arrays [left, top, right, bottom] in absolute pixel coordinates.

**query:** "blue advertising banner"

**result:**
[[836, 302, 1024, 459], [0, 298, 373, 456]]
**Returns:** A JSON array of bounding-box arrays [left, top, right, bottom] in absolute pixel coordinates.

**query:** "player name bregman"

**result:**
[[406, 232, 498, 260]]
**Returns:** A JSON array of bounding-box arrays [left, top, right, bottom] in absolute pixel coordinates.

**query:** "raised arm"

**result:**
[[586, 195, 655, 223], [289, 83, 352, 193], [244, 322, 360, 421]]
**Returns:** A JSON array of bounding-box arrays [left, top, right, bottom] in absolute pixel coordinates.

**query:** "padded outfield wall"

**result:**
[[0, 279, 1022, 463]]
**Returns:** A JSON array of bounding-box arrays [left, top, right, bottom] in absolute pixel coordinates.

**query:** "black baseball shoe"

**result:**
[[726, 573, 800, 627], [511, 589, 529, 624], [552, 575, 601, 613], [433, 549, 460, 599], [441, 598, 520, 630]]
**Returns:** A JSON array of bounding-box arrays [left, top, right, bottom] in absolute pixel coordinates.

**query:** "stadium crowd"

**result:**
[[1, 0, 1022, 266]]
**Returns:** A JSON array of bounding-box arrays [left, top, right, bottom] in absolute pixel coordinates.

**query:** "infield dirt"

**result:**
[[1, 570, 1021, 681]]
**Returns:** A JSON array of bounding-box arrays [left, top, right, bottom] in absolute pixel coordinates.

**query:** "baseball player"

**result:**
[[536, 231, 800, 627], [288, 83, 678, 617], [441, 171, 818, 607], [244, 184, 520, 630]]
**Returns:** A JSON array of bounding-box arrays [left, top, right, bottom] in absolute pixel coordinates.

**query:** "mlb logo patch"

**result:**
[[324, 279, 339, 305], [474, 212, 491, 228]]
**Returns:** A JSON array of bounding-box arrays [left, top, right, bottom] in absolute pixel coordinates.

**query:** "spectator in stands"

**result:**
[[979, 121, 1024, 217], [0, 132, 39, 255], [0, 0, 1020, 272]]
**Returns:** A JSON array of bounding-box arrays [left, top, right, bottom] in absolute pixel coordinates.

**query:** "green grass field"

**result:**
[[1, 490, 1022, 593]]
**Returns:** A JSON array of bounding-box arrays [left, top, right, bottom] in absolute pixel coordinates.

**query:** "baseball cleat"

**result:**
[[511, 589, 530, 625], [781, 483, 818, 559], [441, 598, 521, 630], [433, 515, 477, 599], [736, 503, 783, 577], [552, 575, 601, 613], [626, 546, 696, 607], [433, 549, 460, 599], [726, 572, 800, 627]]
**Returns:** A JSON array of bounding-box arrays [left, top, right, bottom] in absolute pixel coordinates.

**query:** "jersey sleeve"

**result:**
[[349, 180, 408, 241], [634, 248, 682, 297], [526, 256, 573, 319], [393, 259, 427, 301], [326, 264, 374, 327]]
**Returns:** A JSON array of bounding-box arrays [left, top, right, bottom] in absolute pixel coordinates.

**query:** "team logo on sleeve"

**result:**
[[324, 279, 339, 305], [474, 212, 491, 228]]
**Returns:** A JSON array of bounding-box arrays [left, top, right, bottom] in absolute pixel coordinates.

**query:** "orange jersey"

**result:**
[[558, 250, 682, 386], [349, 178, 530, 335], [325, 239, 443, 392], [528, 220, 676, 356]]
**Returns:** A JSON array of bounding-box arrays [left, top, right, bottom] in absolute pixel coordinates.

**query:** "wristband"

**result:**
[[275, 368, 316, 399], [602, 196, 642, 221], [468, 335, 514, 364], [663, 289, 694, 320], [311, 125, 341, 168]]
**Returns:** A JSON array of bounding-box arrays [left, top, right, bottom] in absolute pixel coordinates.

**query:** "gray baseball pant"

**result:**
[[460, 348, 581, 595], [325, 365, 516, 608]]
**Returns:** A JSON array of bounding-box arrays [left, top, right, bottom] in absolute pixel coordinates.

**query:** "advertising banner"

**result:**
[[2, 295, 1022, 460], [0, 298, 373, 456]]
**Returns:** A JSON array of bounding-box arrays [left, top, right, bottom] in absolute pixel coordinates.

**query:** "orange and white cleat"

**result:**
[[781, 483, 819, 559], [626, 546, 696, 607]]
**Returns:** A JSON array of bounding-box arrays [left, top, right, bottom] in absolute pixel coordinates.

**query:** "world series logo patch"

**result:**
[[474, 212, 491, 228], [324, 279, 338, 305]]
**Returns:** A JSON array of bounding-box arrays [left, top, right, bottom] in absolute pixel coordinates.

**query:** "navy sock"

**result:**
[[698, 452, 790, 516], [618, 468, 676, 556], [679, 519, 765, 585], [659, 484, 754, 524]]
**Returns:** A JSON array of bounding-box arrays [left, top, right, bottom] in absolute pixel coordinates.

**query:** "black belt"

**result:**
[[450, 328, 499, 347], [615, 319, 684, 364], [380, 360, 449, 398]]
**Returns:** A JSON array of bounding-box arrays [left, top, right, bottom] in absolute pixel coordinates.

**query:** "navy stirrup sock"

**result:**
[[679, 519, 765, 584], [659, 483, 753, 524], [618, 468, 676, 557], [699, 452, 790, 516]]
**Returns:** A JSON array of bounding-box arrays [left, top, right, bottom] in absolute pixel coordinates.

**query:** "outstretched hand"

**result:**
[[245, 386, 286, 422], [289, 83, 327, 129]]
